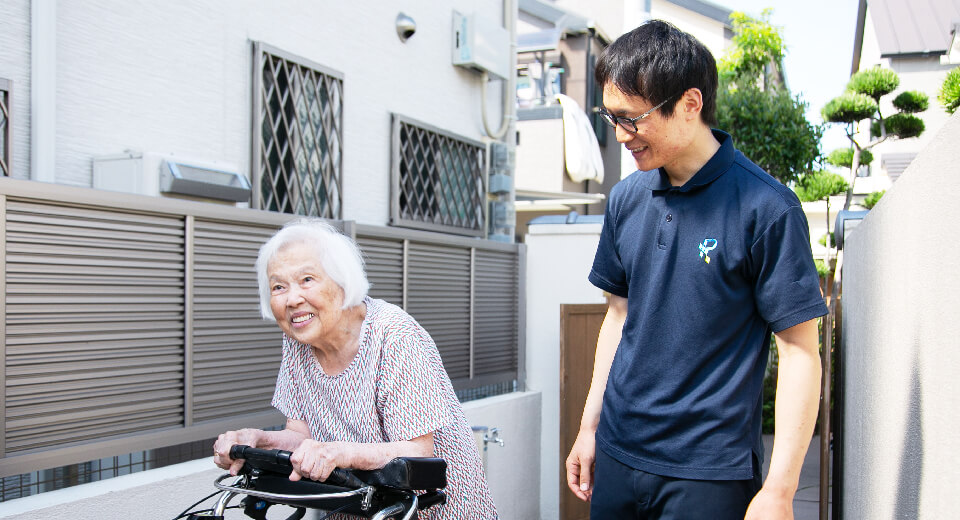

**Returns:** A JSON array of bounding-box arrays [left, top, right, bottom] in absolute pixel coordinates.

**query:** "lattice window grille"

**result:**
[[1, 79, 10, 177], [256, 46, 343, 218], [393, 116, 486, 236]]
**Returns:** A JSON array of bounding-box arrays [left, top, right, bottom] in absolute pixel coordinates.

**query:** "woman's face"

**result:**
[[267, 242, 347, 348]]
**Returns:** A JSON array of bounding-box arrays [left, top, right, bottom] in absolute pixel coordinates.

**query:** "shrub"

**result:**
[[847, 66, 900, 100], [826, 147, 873, 168], [863, 190, 885, 210], [892, 90, 929, 113], [795, 169, 849, 203], [822, 92, 877, 123], [884, 112, 925, 138], [818, 232, 836, 248], [939, 66, 960, 114]]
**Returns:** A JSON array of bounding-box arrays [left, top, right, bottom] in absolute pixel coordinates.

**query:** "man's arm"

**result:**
[[745, 317, 822, 520], [565, 294, 627, 502]]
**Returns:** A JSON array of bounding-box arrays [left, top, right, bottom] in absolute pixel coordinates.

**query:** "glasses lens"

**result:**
[[599, 110, 617, 128]]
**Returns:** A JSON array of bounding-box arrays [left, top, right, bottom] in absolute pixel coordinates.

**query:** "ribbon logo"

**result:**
[[698, 239, 718, 264]]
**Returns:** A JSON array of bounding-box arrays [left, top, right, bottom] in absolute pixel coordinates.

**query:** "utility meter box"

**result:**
[[452, 11, 510, 80]]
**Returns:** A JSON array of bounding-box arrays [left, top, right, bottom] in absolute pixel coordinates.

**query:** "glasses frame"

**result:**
[[598, 94, 677, 133]]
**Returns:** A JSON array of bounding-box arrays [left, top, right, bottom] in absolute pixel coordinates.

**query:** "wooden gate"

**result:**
[[559, 303, 608, 520]]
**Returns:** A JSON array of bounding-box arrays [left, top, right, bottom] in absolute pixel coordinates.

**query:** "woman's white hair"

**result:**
[[255, 218, 370, 321]]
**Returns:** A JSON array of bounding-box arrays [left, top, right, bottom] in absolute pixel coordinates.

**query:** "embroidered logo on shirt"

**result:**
[[698, 238, 718, 263]]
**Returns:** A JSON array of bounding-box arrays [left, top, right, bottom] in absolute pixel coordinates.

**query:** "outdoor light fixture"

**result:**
[[396, 13, 416, 42]]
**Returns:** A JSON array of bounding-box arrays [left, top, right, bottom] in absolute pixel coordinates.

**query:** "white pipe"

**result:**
[[30, 0, 57, 182], [481, 0, 516, 140]]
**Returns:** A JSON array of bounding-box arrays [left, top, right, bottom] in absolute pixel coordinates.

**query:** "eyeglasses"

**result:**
[[597, 94, 677, 133]]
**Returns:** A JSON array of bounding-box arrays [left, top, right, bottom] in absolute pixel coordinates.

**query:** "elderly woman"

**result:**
[[213, 218, 497, 519]]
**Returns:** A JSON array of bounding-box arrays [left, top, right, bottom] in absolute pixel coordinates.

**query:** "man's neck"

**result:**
[[662, 127, 722, 187]]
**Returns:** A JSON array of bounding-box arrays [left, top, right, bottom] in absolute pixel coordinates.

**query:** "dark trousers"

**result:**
[[590, 447, 763, 520]]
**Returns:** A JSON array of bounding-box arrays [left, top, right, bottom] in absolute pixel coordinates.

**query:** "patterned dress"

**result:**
[[271, 297, 497, 519]]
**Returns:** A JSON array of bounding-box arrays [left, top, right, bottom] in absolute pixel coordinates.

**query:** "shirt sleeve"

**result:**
[[271, 334, 307, 422], [375, 322, 453, 442], [589, 186, 629, 297], [751, 205, 828, 332]]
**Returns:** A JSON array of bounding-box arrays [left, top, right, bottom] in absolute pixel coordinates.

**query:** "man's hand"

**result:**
[[289, 439, 353, 482], [744, 486, 794, 520], [565, 429, 597, 502]]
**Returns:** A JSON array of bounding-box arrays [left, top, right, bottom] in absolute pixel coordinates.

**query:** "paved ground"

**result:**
[[762, 434, 830, 520]]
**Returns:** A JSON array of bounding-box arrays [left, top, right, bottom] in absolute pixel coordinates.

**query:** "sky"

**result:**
[[717, 0, 862, 152]]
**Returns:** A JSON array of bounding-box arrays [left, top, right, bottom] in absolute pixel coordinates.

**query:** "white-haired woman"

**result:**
[[213, 218, 497, 519]]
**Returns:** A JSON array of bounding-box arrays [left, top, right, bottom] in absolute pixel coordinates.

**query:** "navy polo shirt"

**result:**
[[588, 130, 827, 480]]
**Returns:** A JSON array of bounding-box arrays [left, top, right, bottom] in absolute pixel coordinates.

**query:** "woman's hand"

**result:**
[[288, 439, 354, 482], [213, 428, 264, 475]]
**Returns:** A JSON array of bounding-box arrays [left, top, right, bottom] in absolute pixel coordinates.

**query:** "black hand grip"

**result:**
[[230, 444, 366, 488], [325, 467, 366, 489]]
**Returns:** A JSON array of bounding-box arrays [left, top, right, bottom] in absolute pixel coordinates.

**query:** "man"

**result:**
[[565, 20, 826, 519]]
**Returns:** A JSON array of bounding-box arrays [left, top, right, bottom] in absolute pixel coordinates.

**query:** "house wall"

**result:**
[[0, 0, 32, 179], [840, 111, 960, 518], [0, 0, 509, 226], [855, 8, 956, 180], [651, 0, 729, 57], [524, 221, 606, 520]]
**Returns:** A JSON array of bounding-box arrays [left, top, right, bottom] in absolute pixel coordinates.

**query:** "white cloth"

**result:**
[[556, 93, 605, 184]]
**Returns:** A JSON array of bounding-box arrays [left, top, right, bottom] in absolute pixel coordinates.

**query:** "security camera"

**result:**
[[396, 13, 416, 42]]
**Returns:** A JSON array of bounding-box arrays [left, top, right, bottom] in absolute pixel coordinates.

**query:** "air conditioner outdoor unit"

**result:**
[[93, 152, 250, 204]]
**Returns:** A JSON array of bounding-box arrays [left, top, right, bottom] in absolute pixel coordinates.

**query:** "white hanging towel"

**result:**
[[556, 93, 605, 184]]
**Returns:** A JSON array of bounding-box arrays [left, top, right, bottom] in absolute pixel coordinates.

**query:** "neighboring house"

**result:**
[[851, 0, 960, 186], [512, 0, 732, 236], [0, 0, 529, 505]]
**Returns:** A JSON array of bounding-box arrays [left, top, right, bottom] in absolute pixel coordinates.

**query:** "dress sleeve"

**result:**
[[271, 334, 306, 422], [751, 206, 828, 332], [375, 321, 453, 442]]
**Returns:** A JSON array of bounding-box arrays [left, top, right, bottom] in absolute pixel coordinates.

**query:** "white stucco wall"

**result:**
[[0, 0, 32, 179], [5, 0, 509, 226], [524, 221, 607, 520], [651, 0, 729, 58], [840, 111, 960, 518]]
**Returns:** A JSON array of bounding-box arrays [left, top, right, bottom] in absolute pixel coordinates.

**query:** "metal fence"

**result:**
[[0, 177, 522, 480]]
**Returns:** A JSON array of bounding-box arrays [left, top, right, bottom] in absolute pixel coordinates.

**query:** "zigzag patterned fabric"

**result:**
[[272, 297, 497, 519]]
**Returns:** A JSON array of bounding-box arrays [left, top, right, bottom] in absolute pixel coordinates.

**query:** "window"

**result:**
[[1, 78, 10, 177], [391, 115, 486, 236], [253, 43, 343, 218]]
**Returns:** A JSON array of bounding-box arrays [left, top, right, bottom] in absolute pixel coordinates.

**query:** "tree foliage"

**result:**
[[827, 148, 873, 168], [794, 169, 849, 203], [863, 190, 885, 210], [715, 10, 822, 185], [822, 65, 928, 210], [938, 66, 960, 114]]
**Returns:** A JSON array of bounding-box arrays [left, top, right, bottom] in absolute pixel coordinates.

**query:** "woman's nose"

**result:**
[[285, 286, 306, 305]]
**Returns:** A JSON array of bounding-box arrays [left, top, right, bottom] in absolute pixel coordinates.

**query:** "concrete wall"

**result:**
[[524, 221, 607, 519], [0, 0, 508, 226], [0, 392, 542, 520], [840, 111, 960, 518]]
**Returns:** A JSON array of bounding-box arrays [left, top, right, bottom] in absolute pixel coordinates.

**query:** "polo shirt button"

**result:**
[[665, 214, 673, 222]]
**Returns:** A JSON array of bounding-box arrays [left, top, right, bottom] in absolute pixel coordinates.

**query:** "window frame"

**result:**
[[251, 41, 344, 218], [1, 78, 11, 177], [390, 113, 487, 237]]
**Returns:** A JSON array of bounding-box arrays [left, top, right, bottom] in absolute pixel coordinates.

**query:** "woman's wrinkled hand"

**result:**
[[288, 439, 352, 482], [212, 428, 263, 476]]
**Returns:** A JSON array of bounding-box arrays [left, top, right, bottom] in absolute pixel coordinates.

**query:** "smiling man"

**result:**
[[564, 20, 827, 520]]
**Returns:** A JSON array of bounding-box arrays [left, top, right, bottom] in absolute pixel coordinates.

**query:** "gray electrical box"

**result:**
[[452, 11, 510, 79]]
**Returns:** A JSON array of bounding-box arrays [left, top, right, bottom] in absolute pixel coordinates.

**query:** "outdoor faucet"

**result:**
[[484, 427, 505, 448]]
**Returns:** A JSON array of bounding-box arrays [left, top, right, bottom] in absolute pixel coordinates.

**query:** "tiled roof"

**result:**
[[870, 0, 960, 56]]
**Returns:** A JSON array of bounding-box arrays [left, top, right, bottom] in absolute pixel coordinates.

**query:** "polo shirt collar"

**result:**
[[641, 129, 735, 192]]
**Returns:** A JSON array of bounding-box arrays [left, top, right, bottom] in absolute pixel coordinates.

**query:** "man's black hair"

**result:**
[[595, 19, 718, 126]]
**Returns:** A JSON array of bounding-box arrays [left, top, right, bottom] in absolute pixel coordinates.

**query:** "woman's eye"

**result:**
[[302, 276, 313, 284], [271, 284, 284, 292]]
